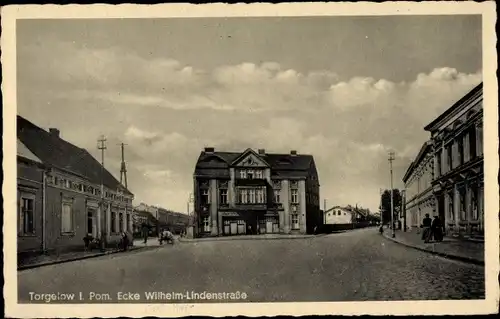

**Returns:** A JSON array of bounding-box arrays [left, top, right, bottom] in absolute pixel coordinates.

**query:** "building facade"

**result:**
[[402, 141, 435, 230], [193, 148, 321, 237], [324, 206, 355, 224], [17, 115, 134, 254], [424, 83, 484, 238]]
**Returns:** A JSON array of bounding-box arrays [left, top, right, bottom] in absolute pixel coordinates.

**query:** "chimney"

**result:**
[[290, 150, 297, 156], [258, 149, 265, 155], [49, 128, 60, 138], [204, 147, 215, 153]]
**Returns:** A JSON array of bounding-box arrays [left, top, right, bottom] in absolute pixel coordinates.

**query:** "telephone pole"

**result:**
[[119, 143, 128, 189], [97, 135, 107, 250], [323, 199, 327, 225], [388, 151, 396, 238]]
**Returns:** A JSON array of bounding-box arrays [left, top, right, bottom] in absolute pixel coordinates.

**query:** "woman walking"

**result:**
[[421, 214, 432, 243]]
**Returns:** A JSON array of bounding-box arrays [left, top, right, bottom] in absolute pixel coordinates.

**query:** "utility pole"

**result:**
[[119, 142, 128, 189], [379, 188, 383, 226], [323, 199, 327, 225], [97, 135, 107, 250], [388, 151, 396, 238]]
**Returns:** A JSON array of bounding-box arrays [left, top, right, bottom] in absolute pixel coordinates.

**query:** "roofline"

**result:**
[[424, 82, 483, 132], [402, 141, 432, 182], [229, 148, 271, 167], [17, 155, 46, 168]]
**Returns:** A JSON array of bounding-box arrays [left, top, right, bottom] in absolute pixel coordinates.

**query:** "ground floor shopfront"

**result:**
[[197, 207, 306, 237]]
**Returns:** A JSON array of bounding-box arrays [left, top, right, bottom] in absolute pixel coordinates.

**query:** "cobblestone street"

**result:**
[[18, 228, 484, 303]]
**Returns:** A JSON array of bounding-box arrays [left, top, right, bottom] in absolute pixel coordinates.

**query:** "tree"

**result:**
[[380, 189, 402, 225]]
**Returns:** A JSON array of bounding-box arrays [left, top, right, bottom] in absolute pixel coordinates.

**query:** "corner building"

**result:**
[[425, 83, 484, 238], [193, 148, 321, 237]]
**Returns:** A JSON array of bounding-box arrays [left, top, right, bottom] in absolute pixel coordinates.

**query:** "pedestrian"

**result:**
[[121, 232, 129, 251], [142, 223, 149, 244], [432, 216, 444, 242], [421, 214, 432, 243]]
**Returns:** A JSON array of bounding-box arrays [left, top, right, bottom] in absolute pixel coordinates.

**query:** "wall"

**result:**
[[17, 161, 44, 254], [325, 208, 352, 224]]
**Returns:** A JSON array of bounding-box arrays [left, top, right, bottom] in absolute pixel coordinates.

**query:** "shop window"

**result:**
[[19, 193, 35, 235], [291, 214, 299, 230], [61, 199, 74, 234]]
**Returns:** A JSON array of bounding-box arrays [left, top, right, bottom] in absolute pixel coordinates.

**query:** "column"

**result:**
[[210, 179, 218, 235], [122, 207, 127, 233], [478, 181, 484, 232], [282, 180, 290, 233], [299, 180, 307, 234], [464, 132, 470, 163], [476, 122, 483, 156], [97, 204, 102, 237], [106, 203, 111, 241], [128, 208, 133, 233]]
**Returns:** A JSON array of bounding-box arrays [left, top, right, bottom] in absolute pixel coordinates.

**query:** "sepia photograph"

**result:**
[[2, 2, 498, 317]]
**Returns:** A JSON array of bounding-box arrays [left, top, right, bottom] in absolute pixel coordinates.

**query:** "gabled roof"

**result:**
[[194, 149, 315, 174], [230, 148, 270, 167], [402, 141, 432, 183], [17, 138, 43, 164], [17, 115, 133, 196]]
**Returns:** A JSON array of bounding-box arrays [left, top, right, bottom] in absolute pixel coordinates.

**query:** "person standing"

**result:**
[[141, 223, 149, 244], [431, 216, 444, 242], [421, 214, 432, 243]]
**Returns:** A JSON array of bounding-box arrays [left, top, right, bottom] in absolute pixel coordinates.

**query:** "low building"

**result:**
[[424, 83, 484, 239], [193, 148, 321, 237], [17, 115, 134, 254], [133, 203, 190, 235], [402, 141, 435, 230], [324, 206, 354, 224], [17, 139, 46, 256]]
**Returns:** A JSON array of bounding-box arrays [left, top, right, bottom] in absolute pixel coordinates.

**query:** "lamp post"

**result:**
[[389, 151, 396, 238]]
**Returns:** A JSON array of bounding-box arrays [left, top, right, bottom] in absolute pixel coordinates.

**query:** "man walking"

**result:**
[[141, 223, 149, 244], [421, 214, 432, 243]]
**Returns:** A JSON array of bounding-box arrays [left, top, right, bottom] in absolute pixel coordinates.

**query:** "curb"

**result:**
[[382, 234, 484, 266], [18, 245, 157, 271], [178, 234, 328, 243]]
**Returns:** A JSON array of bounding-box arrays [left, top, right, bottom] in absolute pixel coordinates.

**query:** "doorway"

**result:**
[[437, 194, 445, 223], [87, 209, 97, 237]]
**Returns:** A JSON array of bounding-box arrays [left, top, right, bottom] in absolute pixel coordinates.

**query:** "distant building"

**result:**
[[192, 148, 321, 237], [424, 83, 484, 239], [133, 203, 190, 235], [402, 141, 434, 230], [324, 206, 354, 224], [17, 115, 134, 255]]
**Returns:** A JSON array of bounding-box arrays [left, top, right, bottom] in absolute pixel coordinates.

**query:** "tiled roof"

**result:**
[[17, 139, 43, 164], [195, 150, 314, 173], [17, 115, 133, 196]]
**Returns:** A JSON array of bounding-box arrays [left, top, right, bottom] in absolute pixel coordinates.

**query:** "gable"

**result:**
[[231, 149, 269, 168]]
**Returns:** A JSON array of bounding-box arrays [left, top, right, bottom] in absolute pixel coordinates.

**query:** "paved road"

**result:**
[[18, 227, 484, 303]]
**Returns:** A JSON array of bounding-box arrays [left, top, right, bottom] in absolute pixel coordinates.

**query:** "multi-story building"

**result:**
[[192, 148, 320, 237], [133, 203, 190, 235], [424, 83, 484, 238], [17, 115, 134, 254], [402, 141, 435, 230]]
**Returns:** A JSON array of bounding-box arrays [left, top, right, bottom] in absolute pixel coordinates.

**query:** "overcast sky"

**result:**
[[17, 15, 482, 213]]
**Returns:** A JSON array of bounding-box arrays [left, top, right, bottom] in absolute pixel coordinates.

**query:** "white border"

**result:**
[[2, 2, 499, 317]]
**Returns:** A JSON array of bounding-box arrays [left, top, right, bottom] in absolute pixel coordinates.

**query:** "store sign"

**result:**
[[222, 212, 240, 217]]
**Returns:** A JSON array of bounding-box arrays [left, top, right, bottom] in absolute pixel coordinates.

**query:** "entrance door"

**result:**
[[266, 221, 273, 233], [438, 194, 445, 223], [87, 209, 96, 237], [230, 222, 238, 235]]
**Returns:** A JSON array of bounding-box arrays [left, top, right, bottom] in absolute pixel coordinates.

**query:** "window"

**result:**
[[255, 170, 263, 179], [126, 213, 131, 231], [446, 144, 453, 171], [291, 189, 299, 204], [19, 193, 35, 235], [291, 214, 299, 230], [203, 217, 210, 232], [87, 209, 95, 236], [459, 187, 466, 220], [477, 125, 483, 156], [240, 170, 247, 179], [338, 211, 341, 216], [201, 189, 209, 205], [61, 199, 74, 233], [256, 189, 264, 203], [247, 170, 254, 179], [219, 189, 228, 205], [458, 137, 464, 166], [274, 190, 281, 203], [469, 127, 477, 160], [119, 213, 124, 232], [448, 191, 454, 220], [111, 211, 117, 233], [239, 189, 248, 204], [471, 185, 479, 220], [249, 189, 256, 203]]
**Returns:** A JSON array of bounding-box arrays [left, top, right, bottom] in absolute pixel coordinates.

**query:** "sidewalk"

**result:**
[[178, 233, 325, 243], [382, 228, 484, 266], [18, 239, 163, 271]]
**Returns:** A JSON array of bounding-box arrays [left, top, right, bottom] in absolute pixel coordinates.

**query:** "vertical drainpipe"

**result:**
[[42, 170, 47, 253]]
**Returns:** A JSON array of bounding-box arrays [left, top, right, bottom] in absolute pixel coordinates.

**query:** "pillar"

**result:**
[[106, 203, 111, 241], [299, 180, 307, 234], [210, 179, 218, 235], [282, 180, 290, 233], [128, 208, 133, 233]]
